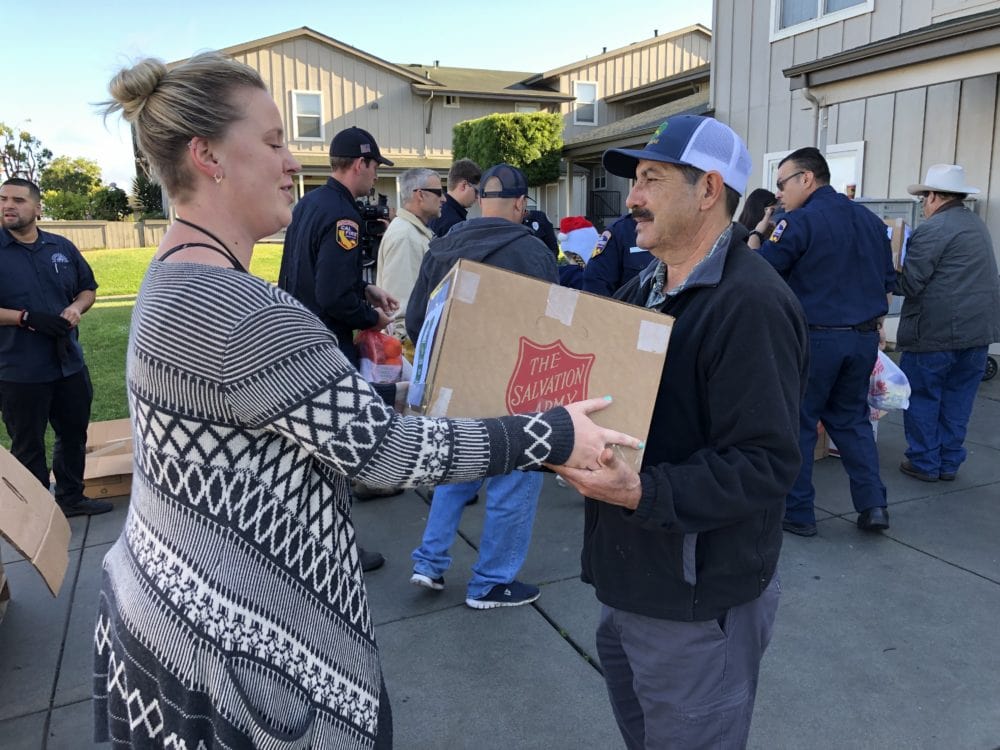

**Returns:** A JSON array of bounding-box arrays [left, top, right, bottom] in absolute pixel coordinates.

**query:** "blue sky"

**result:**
[[4, 1, 712, 189]]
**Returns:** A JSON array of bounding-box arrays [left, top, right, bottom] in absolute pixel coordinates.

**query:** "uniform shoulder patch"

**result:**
[[336, 219, 360, 250], [769, 219, 787, 243], [592, 230, 612, 257]]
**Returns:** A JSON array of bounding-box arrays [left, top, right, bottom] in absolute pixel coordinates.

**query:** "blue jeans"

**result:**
[[786, 329, 886, 525], [900, 347, 987, 476], [411, 471, 543, 599]]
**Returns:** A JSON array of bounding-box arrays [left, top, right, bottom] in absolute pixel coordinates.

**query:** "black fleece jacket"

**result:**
[[581, 227, 809, 621]]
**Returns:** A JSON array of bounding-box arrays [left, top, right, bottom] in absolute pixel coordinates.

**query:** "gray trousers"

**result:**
[[596, 576, 780, 750]]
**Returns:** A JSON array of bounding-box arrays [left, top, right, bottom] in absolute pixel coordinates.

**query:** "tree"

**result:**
[[40, 156, 132, 221], [40, 155, 102, 194], [452, 112, 563, 186], [90, 184, 131, 221], [1, 122, 52, 183], [131, 171, 164, 219]]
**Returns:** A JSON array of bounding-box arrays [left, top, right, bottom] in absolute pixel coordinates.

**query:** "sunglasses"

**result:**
[[416, 187, 444, 196], [775, 171, 805, 191]]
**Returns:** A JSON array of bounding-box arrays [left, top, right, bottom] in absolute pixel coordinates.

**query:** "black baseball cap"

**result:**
[[479, 163, 528, 198], [329, 126, 394, 166]]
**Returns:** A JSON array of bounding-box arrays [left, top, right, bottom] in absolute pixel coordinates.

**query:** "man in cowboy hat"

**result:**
[[897, 165, 1000, 482]]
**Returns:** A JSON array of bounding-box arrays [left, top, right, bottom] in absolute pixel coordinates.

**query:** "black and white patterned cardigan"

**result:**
[[93, 261, 572, 749]]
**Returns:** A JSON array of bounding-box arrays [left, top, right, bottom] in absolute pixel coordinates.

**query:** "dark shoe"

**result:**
[[857, 506, 890, 532], [782, 519, 817, 537], [410, 572, 445, 591], [359, 547, 385, 572], [466, 581, 540, 610], [351, 479, 403, 501], [899, 460, 938, 483], [58, 497, 113, 517], [939, 471, 957, 481]]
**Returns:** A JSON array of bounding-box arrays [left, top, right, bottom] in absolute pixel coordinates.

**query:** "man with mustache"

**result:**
[[552, 116, 808, 749], [0, 177, 110, 517]]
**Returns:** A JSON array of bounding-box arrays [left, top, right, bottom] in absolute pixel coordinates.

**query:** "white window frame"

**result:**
[[769, 0, 873, 42], [824, 140, 865, 197], [444, 95, 460, 108], [515, 102, 539, 113], [291, 90, 324, 142], [573, 81, 598, 126], [762, 141, 864, 197]]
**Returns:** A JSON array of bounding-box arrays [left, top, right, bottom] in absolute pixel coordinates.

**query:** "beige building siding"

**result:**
[[712, 1, 1000, 254], [559, 32, 711, 141]]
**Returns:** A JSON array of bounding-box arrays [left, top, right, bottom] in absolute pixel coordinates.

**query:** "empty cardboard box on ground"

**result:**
[[408, 260, 673, 470], [85, 419, 133, 499], [0, 445, 72, 623]]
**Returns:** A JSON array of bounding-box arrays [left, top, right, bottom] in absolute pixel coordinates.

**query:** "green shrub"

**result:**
[[453, 112, 563, 185]]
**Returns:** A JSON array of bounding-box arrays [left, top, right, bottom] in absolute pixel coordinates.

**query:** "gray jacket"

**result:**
[[897, 203, 1000, 352], [405, 217, 557, 342]]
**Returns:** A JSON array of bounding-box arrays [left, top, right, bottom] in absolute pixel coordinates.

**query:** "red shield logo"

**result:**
[[505, 338, 596, 414]]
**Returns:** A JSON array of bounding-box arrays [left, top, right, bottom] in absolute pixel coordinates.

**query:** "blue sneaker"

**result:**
[[410, 572, 445, 591], [465, 581, 540, 610]]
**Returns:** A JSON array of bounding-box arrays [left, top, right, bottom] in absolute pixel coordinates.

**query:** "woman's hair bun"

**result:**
[[106, 58, 168, 122]]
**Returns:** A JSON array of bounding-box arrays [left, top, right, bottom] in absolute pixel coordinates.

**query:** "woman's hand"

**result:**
[[555, 396, 643, 471]]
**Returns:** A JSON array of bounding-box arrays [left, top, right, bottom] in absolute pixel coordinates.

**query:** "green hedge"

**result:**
[[452, 112, 563, 186]]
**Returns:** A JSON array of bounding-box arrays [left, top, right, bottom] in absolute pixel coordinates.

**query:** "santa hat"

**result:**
[[557, 216, 600, 264]]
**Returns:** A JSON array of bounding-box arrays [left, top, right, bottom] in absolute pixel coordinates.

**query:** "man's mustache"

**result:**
[[630, 209, 653, 222]]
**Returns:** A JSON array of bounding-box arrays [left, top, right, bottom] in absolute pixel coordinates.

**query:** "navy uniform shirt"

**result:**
[[0, 228, 98, 382], [523, 210, 559, 258], [429, 193, 468, 238], [758, 185, 896, 326], [278, 176, 379, 365], [582, 214, 654, 297]]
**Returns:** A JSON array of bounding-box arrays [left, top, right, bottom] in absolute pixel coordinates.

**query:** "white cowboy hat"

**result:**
[[907, 164, 980, 195]]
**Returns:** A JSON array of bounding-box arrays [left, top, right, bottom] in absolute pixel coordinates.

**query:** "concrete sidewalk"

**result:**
[[2, 378, 998, 749]]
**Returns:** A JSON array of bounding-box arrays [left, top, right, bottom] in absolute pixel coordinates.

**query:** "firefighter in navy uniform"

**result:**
[[278, 126, 399, 368], [278, 126, 401, 570], [582, 214, 653, 297]]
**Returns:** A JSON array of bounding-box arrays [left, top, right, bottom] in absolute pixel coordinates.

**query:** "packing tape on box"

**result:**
[[637, 320, 671, 353], [429, 387, 453, 417], [455, 270, 480, 304], [545, 285, 579, 326]]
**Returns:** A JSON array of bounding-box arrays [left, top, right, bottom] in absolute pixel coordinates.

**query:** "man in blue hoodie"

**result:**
[[406, 164, 557, 609]]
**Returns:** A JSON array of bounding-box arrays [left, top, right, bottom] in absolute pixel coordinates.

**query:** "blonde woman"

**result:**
[[95, 52, 636, 749]]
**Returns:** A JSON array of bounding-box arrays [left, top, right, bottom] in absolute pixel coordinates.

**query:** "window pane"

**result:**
[[576, 103, 595, 123], [781, 0, 817, 27], [295, 93, 321, 116], [576, 83, 596, 103], [297, 116, 321, 139], [825, 0, 863, 10]]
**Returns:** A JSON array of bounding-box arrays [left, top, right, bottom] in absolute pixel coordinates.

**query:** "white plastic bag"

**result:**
[[868, 351, 910, 410]]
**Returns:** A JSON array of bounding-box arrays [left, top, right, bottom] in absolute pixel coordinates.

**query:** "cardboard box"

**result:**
[[407, 260, 673, 470], [884, 218, 910, 270], [85, 419, 133, 499], [0, 445, 72, 621]]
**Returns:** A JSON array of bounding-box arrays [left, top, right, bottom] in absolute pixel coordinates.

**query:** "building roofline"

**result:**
[[175, 26, 436, 86], [783, 9, 1000, 89], [522, 24, 712, 84], [603, 63, 711, 103]]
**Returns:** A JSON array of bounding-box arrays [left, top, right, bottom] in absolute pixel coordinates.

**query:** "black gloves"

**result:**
[[21, 310, 72, 338]]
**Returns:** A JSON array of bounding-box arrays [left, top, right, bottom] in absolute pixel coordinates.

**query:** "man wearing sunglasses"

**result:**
[[758, 147, 897, 538], [430, 158, 481, 238], [376, 168, 445, 346]]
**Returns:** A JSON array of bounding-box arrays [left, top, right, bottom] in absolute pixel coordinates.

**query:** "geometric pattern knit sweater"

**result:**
[[93, 262, 572, 749]]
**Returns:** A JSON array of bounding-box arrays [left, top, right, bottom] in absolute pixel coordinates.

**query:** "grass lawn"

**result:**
[[0, 243, 284, 449]]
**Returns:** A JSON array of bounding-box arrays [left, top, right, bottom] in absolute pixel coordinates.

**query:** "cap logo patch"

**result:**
[[336, 219, 360, 250], [769, 219, 787, 243], [647, 120, 669, 146]]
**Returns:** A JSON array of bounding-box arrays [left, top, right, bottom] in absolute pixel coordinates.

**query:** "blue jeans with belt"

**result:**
[[900, 347, 987, 476], [785, 329, 885, 525], [411, 470, 543, 599]]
